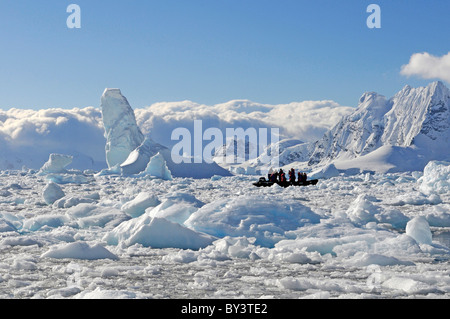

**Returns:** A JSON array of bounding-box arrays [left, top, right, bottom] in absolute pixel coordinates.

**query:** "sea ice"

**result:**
[[406, 216, 433, 245], [419, 161, 450, 195], [42, 182, 65, 205], [101, 88, 145, 169], [345, 194, 380, 225], [104, 214, 216, 250], [140, 152, 172, 180], [41, 242, 119, 260], [39, 154, 73, 175], [121, 192, 161, 218], [185, 195, 322, 247], [309, 163, 340, 180], [0, 167, 448, 299]]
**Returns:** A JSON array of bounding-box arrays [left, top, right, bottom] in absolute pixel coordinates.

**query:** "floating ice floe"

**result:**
[[121, 192, 161, 218], [39, 154, 73, 175], [406, 216, 433, 245], [137, 152, 172, 180], [419, 161, 450, 195], [42, 182, 65, 205], [185, 195, 322, 247], [309, 163, 340, 180], [104, 214, 216, 250], [41, 241, 118, 260], [345, 194, 381, 225]]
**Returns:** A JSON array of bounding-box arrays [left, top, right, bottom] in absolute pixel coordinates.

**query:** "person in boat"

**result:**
[[303, 172, 307, 181], [267, 168, 274, 181], [298, 171, 304, 183], [289, 168, 296, 183], [279, 169, 286, 183], [270, 171, 278, 182]]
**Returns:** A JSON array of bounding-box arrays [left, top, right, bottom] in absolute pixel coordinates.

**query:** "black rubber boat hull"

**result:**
[[253, 179, 319, 188]]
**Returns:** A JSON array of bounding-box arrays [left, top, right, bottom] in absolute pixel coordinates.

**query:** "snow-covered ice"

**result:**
[[419, 161, 450, 195], [42, 182, 65, 205], [39, 154, 74, 175], [140, 152, 173, 181], [101, 88, 145, 169], [0, 161, 449, 299]]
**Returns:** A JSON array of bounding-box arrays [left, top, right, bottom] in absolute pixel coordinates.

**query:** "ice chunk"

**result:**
[[22, 214, 69, 232], [101, 89, 231, 178], [382, 277, 437, 295], [45, 174, 90, 185], [390, 192, 442, 206], [345, 194, 380, 225], [419, 161, 450, 195], [41, 241, 119, 260], [39, 154, 73, 174], [120, 137, 167, 175], [0, 218, 16, 233], [145, 192, 203, 224], [128, 217, 215, 249], [425, 205, 450, 227], [406, 216, 432, 245], [309, 163, 339, 180], [104, 215, 216, 250], [121, 192, 161, 218], [95, 164, 121, 176], [42, 182, 65, 205], [185, 195, 322, 247], [141, 152, 172, 180], [347, 252, 414, 267], [75, 287, 138, 299], [148, 202, 198, 225], [101, 88, 145, 168], [375, 208, 409, 229], [66, 203, 129, 229]]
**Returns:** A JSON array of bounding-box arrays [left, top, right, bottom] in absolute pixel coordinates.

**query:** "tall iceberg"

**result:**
[[100, 88, 232, 178], [101, 88, 145, 169]]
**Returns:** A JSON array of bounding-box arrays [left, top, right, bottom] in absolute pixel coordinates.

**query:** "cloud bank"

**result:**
[[0, 107, 107, 170], [401, 52, 450, 83], [0, 99, 353, 170], [135, 99, 354, 148]]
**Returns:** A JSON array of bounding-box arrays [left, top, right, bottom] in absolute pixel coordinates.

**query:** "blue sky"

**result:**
[[0, 0, 449, 110]]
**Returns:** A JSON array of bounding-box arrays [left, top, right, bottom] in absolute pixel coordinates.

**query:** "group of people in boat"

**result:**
[[268, 168, 307, 183]]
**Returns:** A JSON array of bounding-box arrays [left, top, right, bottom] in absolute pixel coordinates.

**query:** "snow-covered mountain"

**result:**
[[306, 81, 450, 172], [244, 138, 310, 169], [213, 137, 259, 165]]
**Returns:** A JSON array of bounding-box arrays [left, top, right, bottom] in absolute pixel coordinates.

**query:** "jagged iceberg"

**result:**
[[141, 152, 172, 180], [100, 88, 232, 178], [101, 88, 145, 169], [39, 154, 73, 174]]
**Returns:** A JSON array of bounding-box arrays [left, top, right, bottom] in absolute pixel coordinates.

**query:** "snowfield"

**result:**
[[0, 161, 449, 299]]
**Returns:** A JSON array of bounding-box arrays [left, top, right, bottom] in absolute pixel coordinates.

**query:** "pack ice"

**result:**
[[0, 158, 448, 299]]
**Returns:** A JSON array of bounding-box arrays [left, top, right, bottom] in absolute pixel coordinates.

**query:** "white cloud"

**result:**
[[401, 52, 450, 83], [0, 99, 354, 170], [0, 107, 106, 170], [135, 99, 354, 147]]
